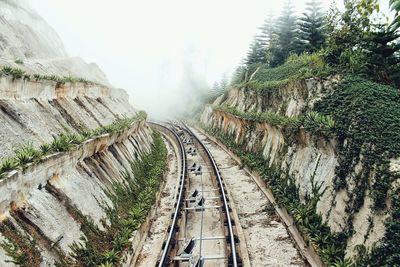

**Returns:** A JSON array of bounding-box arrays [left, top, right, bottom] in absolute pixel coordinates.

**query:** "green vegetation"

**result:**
[[314, 77, 400, 210], [0, 65, 95, 85], [0, 114, 146, 179], [204, 0, 400, 265], [297, 0, 326, 53], [1, 66, 30, 80], [212, 76, 400, 265], [0, 220, 42, 266], [368, 187, 400, 266], [14, 143, 42, 166], [238, 0, 399, 88], [67, 131, 167, 266], [14, 59, 23, 65], [313, 77, 400, 265], [236, 53, 333, 91], [201, 125, 348, 266], [214, 105, 335, 135]]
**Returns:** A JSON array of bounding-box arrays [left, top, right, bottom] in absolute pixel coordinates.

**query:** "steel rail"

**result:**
[[182, 124, 238, 267], [150, 122, 187, 267]]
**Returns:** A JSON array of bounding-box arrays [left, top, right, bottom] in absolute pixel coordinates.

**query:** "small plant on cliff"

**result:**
[[1, 66, 13, 75], [0, 158, 19, 178], [14, 59, 23, 65], [303, 111, 335, 133], [14, 143, 42, 165], [33, 74, 43, 81], [50, 134, 72, 152], [65, 132, 85, 146], [331, 257, 355, 267], [62, 76, 76, 83], [39, 143, 51, 154], [10, 68, 25, 79]]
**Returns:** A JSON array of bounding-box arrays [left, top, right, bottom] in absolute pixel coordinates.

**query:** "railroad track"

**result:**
[[153, 122, 242, 267]]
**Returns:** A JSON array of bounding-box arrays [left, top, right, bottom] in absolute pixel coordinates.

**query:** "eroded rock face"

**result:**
[[201, 78, 388, 258], [0, 3, 154, 265], [0, 74, 153, 266], [0, 76, 135, 159], [221, 76, 340, 116]]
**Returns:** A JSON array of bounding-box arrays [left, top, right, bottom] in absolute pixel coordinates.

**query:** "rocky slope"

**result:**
[[0, 72, 155, 266], [200, 75, 399, 264], [0, 0, 108, 85], [0, 2, 163, 266]]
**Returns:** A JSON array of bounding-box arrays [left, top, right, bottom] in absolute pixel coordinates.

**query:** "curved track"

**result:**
[[154, 122, 242, 267]]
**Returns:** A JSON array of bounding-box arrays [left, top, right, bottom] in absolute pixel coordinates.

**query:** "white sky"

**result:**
[[29, 0, 390, 116]]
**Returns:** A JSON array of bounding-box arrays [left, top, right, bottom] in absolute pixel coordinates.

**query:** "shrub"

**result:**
[[0, 158, 19, 177], [50, 134, 72, 152], [314, 77, 400, 209], [39, 143, 51, 154], [14, 143, 42, 165]]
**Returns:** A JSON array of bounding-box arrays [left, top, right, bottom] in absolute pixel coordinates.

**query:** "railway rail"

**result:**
[[153, 122, 242, 267]]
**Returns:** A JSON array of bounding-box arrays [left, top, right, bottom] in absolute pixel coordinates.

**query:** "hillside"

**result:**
[[0, 0, 108, 85], [200, 54, 400, 266], [0, 2, 166, 266]]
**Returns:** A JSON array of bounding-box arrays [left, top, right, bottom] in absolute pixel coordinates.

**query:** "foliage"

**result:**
[[314, 77, 400, 209], [14, 59, 23, 65], [297, 0, 326, 53], [0, 158, 19, 176], [245, 37, 266, 65], [0, 220, 42, 266], [269, 0, 298, 66], [390, 0, 400, 31], [369, 187, 400, 266], [214, 105, 335, 136], [303, 111, 335, 132], [235, 52, 332, 88], [69, 131, 167, 266], [0, 65, 96, 85], [1, 66, 30, 80], [14, 143, 42, 165], [324, 0, 400, 86]]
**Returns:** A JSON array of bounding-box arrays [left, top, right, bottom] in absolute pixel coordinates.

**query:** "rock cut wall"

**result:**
[[200, 78, 389, 259]]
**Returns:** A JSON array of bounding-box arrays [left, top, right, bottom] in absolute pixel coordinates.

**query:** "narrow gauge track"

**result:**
[[154, 122, 242, 267]]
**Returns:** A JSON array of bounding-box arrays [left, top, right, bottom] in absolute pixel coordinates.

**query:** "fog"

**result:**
[[29, 0, 387, 118]]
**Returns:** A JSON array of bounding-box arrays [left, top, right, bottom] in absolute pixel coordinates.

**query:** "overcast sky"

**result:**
[[29, 0, 390, 116]]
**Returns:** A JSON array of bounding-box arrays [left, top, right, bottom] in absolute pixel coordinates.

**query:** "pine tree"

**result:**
[[269, 0, 297, 66], [245, 36, 266, 65], [298, 0, 326, 53], [390, 0, 400, 31], [258, 16, 275, 48]]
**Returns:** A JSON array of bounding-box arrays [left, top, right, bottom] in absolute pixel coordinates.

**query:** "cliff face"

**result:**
[[0, 76, 135, 159], [0, 0, 109, 84], [0, 76, 154, 266], [0, 3, 160, 265], [200, 78, 394, 260]]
